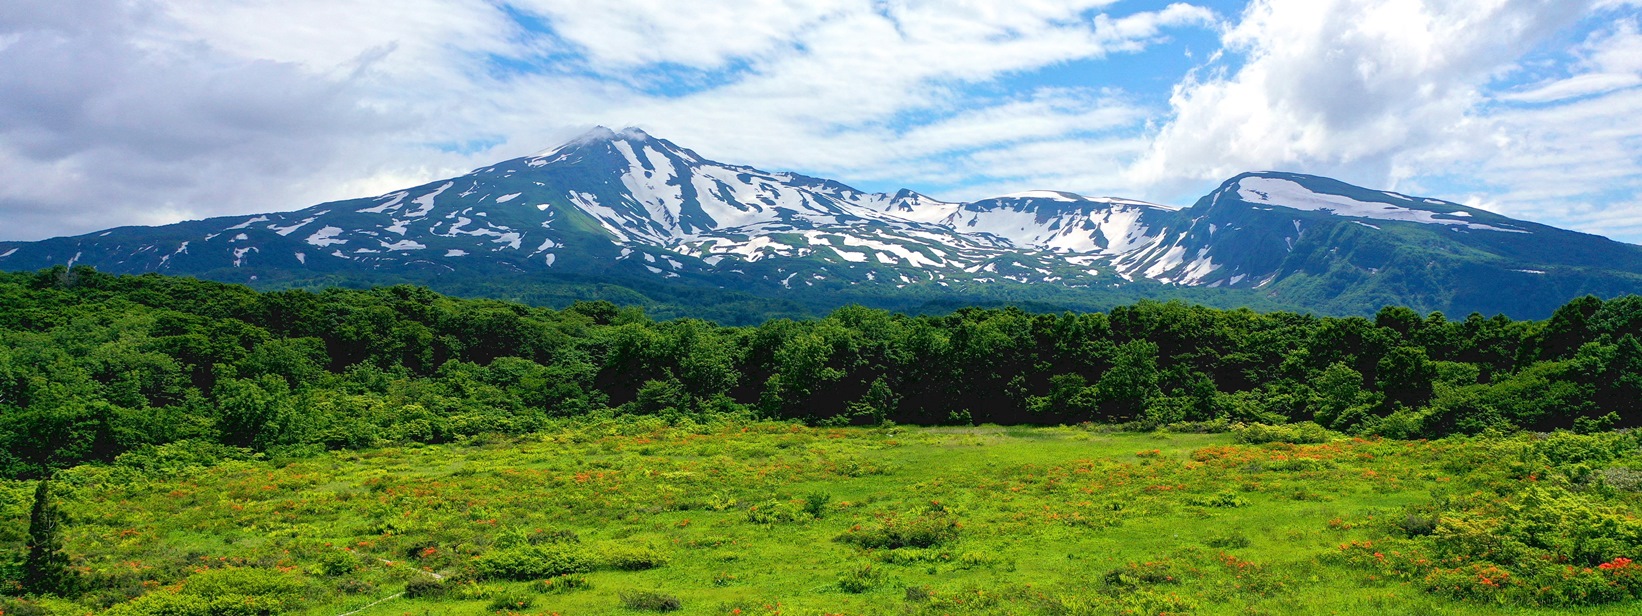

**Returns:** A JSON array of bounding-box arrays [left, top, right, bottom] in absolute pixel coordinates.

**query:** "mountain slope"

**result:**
[[2, 129, 1639, 320]]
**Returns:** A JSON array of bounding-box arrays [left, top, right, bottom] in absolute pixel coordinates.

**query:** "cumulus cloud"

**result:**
[[3, 0, 1640, 245], [0, 0, 1220, 241], [1132, 0, 1593, 190], [0, 0, 426, 240]]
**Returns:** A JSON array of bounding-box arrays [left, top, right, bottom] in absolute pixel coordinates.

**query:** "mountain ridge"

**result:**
[[3, 126, 1640, 320]]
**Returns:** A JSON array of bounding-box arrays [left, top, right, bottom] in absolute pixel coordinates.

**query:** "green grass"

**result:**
[[3, 421, 1637, 615]]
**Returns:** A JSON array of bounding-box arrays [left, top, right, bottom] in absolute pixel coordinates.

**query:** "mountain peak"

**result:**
[[569, 125, 654, 144], [527, 125, 671, 163]]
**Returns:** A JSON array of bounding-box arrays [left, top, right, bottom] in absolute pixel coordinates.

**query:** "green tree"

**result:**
[[22, 478, 72, 595], [1094, 340, 1162, 421], [1313, 362, 1378, 430], [213, 375, 306, 449], [1377, 346, 1437, 410], [1027, 373, 1100, 422], [844, 377, 899, 425]]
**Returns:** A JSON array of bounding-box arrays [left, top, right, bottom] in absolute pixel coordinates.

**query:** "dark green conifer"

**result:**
[[22, 478, 71, 595]]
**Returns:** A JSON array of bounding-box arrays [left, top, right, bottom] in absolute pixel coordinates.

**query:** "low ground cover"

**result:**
[[4, 420, 1640, 615]]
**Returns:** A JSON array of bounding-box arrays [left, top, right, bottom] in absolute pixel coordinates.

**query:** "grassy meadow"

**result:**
[[4, 421, 1641, 615]]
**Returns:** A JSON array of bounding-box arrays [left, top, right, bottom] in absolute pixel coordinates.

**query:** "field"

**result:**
[[4, 421, 1640, 615]]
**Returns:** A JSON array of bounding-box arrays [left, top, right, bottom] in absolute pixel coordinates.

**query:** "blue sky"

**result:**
[[3, 0, 1642, 242]]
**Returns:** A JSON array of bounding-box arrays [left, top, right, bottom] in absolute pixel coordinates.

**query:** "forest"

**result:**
[[3, 265, 1640, 480]]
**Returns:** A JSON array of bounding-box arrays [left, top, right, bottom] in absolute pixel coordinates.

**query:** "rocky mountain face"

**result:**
[[3, 127, 1639, 319]]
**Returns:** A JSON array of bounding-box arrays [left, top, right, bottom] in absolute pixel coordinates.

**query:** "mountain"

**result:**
[[2, 127, 1639, 320]]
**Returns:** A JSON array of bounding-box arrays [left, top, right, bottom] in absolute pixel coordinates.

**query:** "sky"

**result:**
[[3, 0, 1642, 243]]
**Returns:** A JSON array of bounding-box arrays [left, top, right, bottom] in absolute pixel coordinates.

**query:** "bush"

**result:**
[[1102, 560, 1182, 589], [618, 590, 681, 612], [404, 576, 445, 599], [1397, 511, 1439, 537], [473, 545, 590, 581], [1535, 431, 1635, 466], [1233, 422, 1332, 445], [179, 568, 307, 608], [837, 564, 886, 593], [0, 599, 52, 616], [1601, 467, 1642, 492], [336, 579, 375, 595], [744, 499, 812, 524], [837, 509, 960, 549], [487, 590, 534, 612], [595, 544, 669, 571], [803, 492, 832, 518], [451, 582, 505, 601], [534, 574, 591, 594], [1205, 531, 1252, 549], [103, 569, 306, 616], [309, 549, 360, 576], [1188, 491, 1249, 508]]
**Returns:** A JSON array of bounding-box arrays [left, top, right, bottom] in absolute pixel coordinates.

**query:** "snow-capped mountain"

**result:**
[[3, 128, 1640, 319]]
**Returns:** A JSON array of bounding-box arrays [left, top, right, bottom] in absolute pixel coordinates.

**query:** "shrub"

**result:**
[[451, 582, 505, 601], [487, 590, 535, 612], [1601, 467, 1642, 492], [0, 599, 52, 616], [1205, 531, 1252, 549], [744, 499, 811, 524], [618, 590, 682, 612], [1397, 511, 1438, 537], [1188, 491, 1249, 508], [837, 509, 960, 549], [1535, 431, 1635, 466], [803, 492, 832, 518], [103, 569, 306, 616], [309, 549, 360, 576], [403, 576, 445, 599], [178, 568, 307, 608], [837, 564, 886, 593], [336, 579, 375, 595], [596, 544, 669, 571], [534, 574, 591, 594], [1102, 560, 1182, 589], [1233, 422, 1332, 445], [473, 545, 590, 581], [102, 592, 223, 616]]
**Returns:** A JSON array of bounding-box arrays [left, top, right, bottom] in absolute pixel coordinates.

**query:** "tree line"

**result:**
[[2, 266, 1640, 478]]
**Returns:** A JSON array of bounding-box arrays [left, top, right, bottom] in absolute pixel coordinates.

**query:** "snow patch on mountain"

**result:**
[[382, 239, 426, 251], [225, 216, 269, 230], [270, 215, 323, 236], [359, 192, 408, 214], [1236, 177, 1529, 233], [305, 226, 346, 247], [405, 183, 454, 218]]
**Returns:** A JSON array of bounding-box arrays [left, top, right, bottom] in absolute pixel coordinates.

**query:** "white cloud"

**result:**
[[1133, 0, 1593, 191], [5, 0, 1641, 248], [1499, 72, 1642, 103], [1423, 17, 1642, 240], [1499, 18, 1642, 103], [0, 0, 1221, 241], [508, 0, 859, 69]]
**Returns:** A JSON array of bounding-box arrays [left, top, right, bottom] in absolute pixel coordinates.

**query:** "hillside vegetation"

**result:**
[[3, 266, 1641, 479]]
